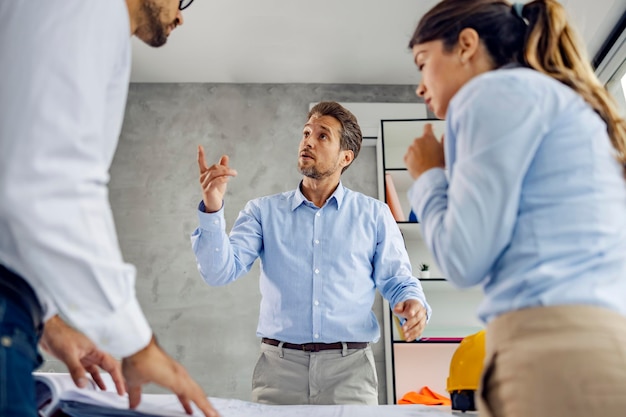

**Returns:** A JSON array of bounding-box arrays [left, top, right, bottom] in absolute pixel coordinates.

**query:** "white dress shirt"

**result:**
[[0, 0, 152, 357]]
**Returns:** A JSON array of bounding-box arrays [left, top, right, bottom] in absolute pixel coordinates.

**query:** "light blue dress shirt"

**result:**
[[409, 67, 626, 323], [192, 183, 431, 344]]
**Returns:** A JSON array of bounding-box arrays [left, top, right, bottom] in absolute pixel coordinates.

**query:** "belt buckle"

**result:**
[[303, 343, 320, 352]]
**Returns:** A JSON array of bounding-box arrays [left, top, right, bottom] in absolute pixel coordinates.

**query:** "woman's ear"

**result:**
[[457, 27, 480, 63]]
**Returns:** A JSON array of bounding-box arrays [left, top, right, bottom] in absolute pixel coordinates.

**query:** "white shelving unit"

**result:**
[[377, 118, 485, 404]]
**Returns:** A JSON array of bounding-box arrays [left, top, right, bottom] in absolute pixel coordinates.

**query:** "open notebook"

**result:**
[[34, 372, 460, 417], [34, 372, 191, 417]]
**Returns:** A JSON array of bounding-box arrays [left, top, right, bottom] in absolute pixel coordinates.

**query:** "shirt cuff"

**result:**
[[39, 293, 59, 323], [90, 297, 153, 358], [408, 168, 447, 222], [197, 200, 226, 232]]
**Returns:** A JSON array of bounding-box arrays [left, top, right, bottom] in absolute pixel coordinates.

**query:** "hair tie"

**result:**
[[512, 2, 529, 25]]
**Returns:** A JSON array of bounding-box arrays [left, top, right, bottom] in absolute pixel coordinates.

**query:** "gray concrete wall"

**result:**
[[110, 83, 419, 403]]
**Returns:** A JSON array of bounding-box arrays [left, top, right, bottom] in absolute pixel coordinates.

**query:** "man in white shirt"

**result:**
[[0, 1, 218, 416]]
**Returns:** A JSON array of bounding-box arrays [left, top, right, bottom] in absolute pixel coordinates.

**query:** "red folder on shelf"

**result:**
[[385, 173, 406, 221]]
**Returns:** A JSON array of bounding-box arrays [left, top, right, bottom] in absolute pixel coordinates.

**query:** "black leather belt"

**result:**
[[262, 338, 368, 352], [0, 265, 43, 334]]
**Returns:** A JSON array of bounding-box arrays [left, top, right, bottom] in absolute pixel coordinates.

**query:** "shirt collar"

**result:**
[[292, 181, 346, 211], [499, 62, 523, 70]]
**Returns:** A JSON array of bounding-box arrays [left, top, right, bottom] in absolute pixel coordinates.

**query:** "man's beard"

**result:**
[[140, 1, 168, 47], [298, 158, 341, 180]]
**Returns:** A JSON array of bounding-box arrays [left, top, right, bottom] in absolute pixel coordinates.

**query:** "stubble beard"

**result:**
[[299, 165, 328, 180], [298, 157, 341, 180], [138, 0, 168, 47]]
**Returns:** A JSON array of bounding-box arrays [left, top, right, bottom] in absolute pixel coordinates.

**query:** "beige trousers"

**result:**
[[478, 305, 626, 417], [251, 342, 378, 405]]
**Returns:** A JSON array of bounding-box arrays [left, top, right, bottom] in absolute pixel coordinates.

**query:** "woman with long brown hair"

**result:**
[[404, 1, 626, 416]]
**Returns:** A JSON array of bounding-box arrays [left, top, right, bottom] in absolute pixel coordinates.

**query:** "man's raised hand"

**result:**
[[197, 145, 237, 213]]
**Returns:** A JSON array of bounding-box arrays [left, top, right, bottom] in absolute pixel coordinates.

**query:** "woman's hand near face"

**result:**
[[404, 123, 445, 180]]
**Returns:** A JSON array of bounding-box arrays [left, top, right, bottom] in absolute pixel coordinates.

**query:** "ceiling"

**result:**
[[130, 0, 626, 85]]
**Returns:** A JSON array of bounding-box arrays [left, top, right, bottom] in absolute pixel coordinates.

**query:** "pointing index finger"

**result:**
[[198, 145, 209, 173]]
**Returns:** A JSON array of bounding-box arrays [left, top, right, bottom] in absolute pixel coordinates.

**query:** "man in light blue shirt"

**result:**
[[192, 101, 431, 405]]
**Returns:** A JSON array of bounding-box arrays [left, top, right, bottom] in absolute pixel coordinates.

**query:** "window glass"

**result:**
[[606, 58, 626, 118]]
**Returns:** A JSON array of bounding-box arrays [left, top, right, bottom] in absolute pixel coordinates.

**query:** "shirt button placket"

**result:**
[[312, 209, 322, 341]]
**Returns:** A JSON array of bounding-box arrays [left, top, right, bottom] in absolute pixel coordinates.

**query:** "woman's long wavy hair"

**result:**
[[409, 0, 626, 174]]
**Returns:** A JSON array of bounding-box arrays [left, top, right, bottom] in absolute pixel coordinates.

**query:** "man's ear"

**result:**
[[341, 149, 354, 169], [457, 27, 480, 63]]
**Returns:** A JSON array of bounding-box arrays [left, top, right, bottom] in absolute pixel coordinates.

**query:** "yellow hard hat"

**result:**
[[447, 329, 486, 412]]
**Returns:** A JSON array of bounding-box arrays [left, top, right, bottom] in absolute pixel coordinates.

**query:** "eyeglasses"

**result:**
[[179, 0, 194, 10]]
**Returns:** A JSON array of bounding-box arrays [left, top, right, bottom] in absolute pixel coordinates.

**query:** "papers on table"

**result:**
[[35, 372, 461, 417]]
